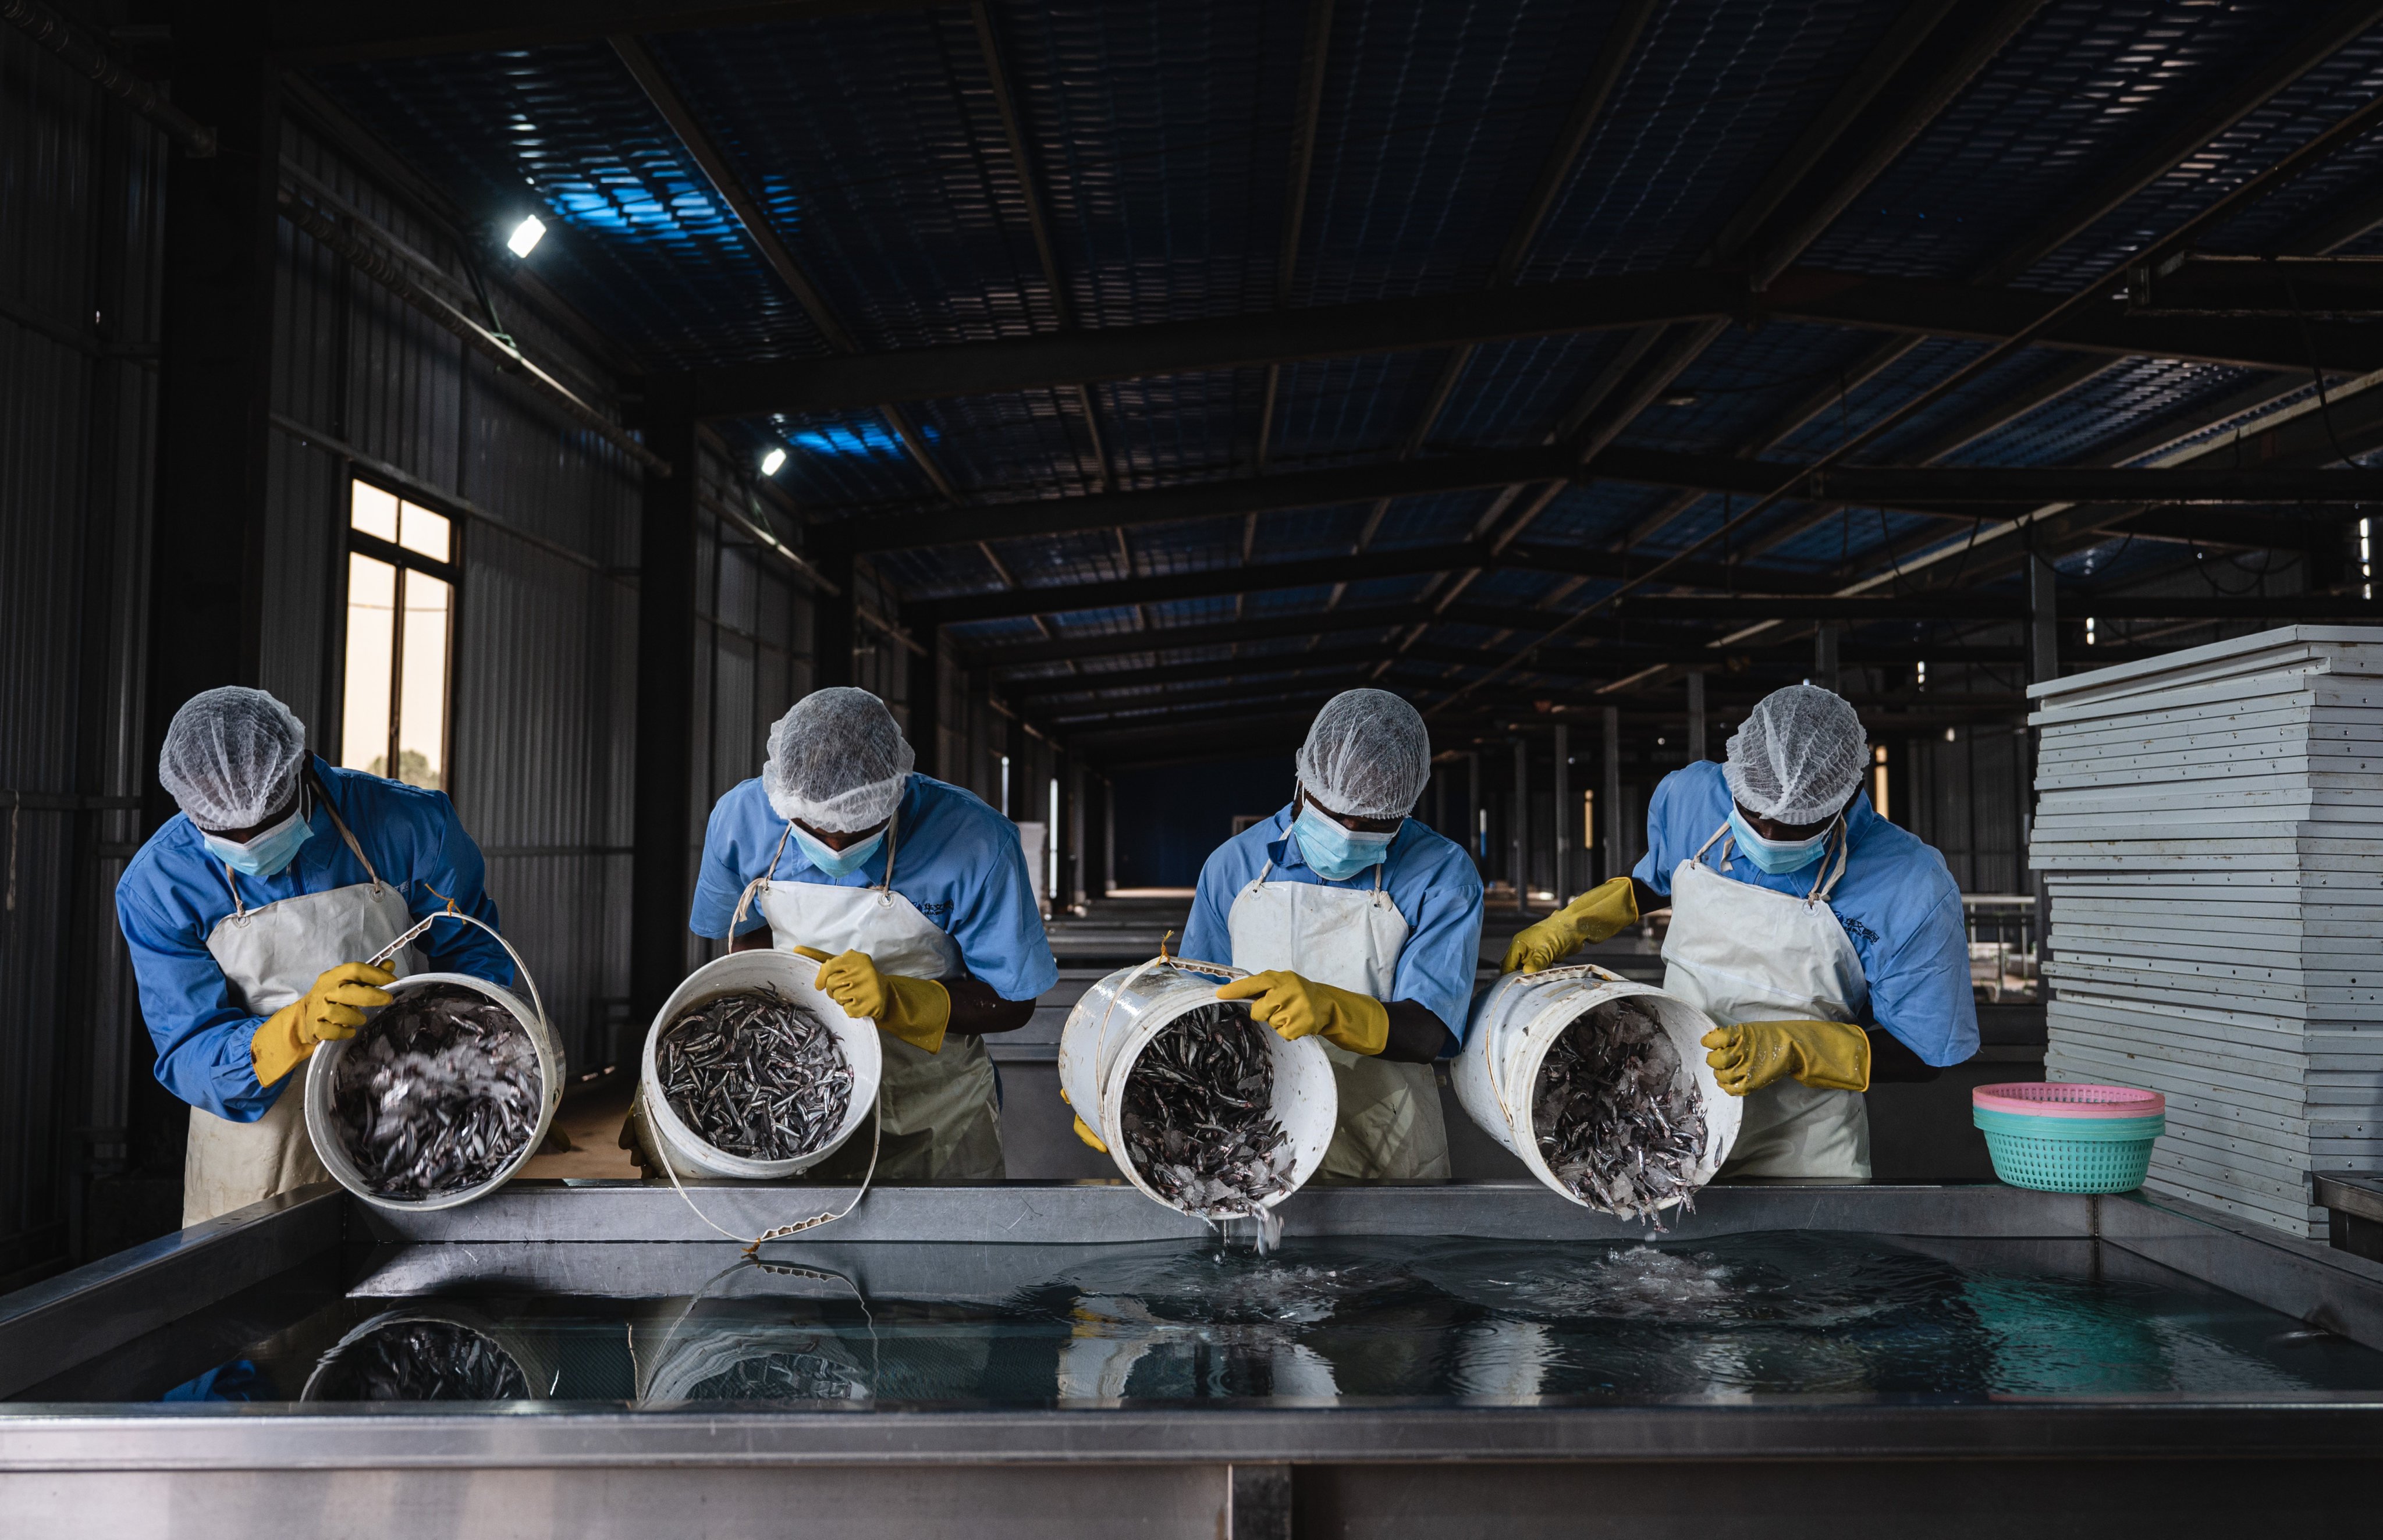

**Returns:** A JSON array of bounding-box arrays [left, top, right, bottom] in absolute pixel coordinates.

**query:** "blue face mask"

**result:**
[[204, 802, 314, 879], [1727, 808, 1832, 876], [791, 821, 886, 879], [1293, 802, 1399, 882]]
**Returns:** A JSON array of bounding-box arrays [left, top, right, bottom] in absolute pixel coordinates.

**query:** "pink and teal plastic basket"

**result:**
[[1972, 1082, 2165, 1194]]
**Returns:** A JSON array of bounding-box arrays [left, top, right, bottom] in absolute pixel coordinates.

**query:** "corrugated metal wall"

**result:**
[[0, 26, 165, 1284], [268, 120, 649, 1075]]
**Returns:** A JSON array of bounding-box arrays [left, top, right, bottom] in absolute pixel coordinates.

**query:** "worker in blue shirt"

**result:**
[[677, 687, 1057, 1182], [1503, 684, 1977, 1178], [115, 688, 511, 1226], [1174, 689, 1485, 1180]]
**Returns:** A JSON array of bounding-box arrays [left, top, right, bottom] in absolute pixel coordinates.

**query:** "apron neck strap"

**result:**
[[878, 800, 901, 893], [311, 769, 384, 894], [1693, 819, 1732, 871], [1807, 816, 1851, 904]]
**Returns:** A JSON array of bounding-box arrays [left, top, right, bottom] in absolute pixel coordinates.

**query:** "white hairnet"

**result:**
[[764, 687, 915, 832], [1724, 684, 1869, 826], [1295, 688, 1431, 820], [158, 687, 308, 831]]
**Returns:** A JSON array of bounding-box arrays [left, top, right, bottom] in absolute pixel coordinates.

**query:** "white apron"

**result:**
[[743, 808, 1002, 1182], [1226, 851, 1448, 1180], [1662, 818, 1870, 1179], [186, 787, 421, 1226]]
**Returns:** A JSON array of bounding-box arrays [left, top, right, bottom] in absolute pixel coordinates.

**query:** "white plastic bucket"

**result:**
[[1455, 964, 1739, 1216], [306, 970, 564, 1213], [637, 949, 883, 1180], [1057, 958, 1337, 1217]]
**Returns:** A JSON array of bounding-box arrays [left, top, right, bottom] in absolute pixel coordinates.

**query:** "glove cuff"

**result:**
[[251, 1003, 313, 1087], [882, 976, 951, 1055], [1320, 988, 1391, 1057]]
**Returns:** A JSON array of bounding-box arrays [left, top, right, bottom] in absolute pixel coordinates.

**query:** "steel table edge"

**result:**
[[6, 1402, 2383, 1470]]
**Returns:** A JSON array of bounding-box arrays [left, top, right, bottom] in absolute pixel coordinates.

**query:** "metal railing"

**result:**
[[1963, 894, 2038, 1002]]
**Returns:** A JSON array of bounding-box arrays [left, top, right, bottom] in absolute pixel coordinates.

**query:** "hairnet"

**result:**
[[1295, 688, 1432, 820], [158, 687, 309, 831], [764, 687, 915, 832], [1724, 684, 1869, 826]]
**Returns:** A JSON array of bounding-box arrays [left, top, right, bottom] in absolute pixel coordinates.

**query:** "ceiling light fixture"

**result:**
[[760, 447, 787, 477], [506, 215, 547, 258]]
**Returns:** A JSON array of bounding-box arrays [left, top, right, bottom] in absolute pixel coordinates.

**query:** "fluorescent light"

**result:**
[[760, 447, 787, 477], [506, 215, 546, 258]]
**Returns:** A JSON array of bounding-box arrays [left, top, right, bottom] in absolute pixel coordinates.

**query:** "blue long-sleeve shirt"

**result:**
[[115, 756, 512, 1121], [1182, 802, 1485, 1044], [1632, 760, 1979, 1066], [687, 773, 1059, 1003]]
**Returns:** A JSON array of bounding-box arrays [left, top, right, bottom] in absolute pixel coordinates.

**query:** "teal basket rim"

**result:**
[[1973, 1107, 2165, 1142]]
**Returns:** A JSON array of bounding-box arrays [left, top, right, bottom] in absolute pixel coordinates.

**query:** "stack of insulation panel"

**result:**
[[2027, 625, 2383, 1239]]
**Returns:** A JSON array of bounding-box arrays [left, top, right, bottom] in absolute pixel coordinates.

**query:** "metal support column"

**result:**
[[630, 399, 702, 1026], [1465, 751, 1482, 871], [143, 26, 279, 835], [1066, 756, 1086, 910], [1510, 737, 1530, 917], [1686, 670, 1707, 762], [1813, 625, 1841, 692], [2028, 547, 2059, 972], [812, 547, 858, 691], [1602, 705, 1623, 887], [1551, 724, 1571, 901], [907, 624, 941, 778], [1102, 776, 1117, 896]]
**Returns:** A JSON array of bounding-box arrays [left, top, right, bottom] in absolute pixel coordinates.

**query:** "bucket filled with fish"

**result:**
[[1059, 958, 1337, 1219], [1457, 965, 1739, 1224], [304, 969, 563, 1212], [635, 949, 882, 1179]]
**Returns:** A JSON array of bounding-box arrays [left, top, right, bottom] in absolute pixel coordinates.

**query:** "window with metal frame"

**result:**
[[339, 480, 457, 791]]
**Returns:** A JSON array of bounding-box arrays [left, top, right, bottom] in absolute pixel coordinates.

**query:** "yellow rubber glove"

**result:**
[[251, 961, 395, 1087], [801, 947, 950, 1055], [1500, 877, 1639, 974], [1699, 1020, 1871, 1096], [1215, 970, 1390, 1057], [1059, 1086, 1107, 1153]]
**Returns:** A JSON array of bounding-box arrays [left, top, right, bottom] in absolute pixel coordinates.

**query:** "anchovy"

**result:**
[[330, 984, 539, 1200], [657, 986, 851, 1161], [1121, 1002, 1295, 1217], [1533, 998, 1708, 1231]]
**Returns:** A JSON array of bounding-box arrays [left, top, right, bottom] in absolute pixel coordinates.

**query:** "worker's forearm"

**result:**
[[1631, 879, 1667, 917], [727, 926, 770, 954], [944, 976, 1037, 1034], [1377, 998, 1455, 1063]]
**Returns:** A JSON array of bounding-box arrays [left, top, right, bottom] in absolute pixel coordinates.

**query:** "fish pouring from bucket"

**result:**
[[658, 986, 853, 1161], [1533, 998, 1708, 1228], [311, 1321, 530, 1400], [330, 984, 541, 1200], [1121, 1001, 1296, 1217]]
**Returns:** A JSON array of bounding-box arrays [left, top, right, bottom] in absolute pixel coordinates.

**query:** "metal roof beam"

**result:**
[[610, 34, 959, 502], [830, 442, 2383, 556], [911, 540, 1847, 629], [972, 605, 1437, 668], [270, 0, 935, 62], [687, 271, 1746, 418], [1764, 269, 2383, 374], [676, 262, 2365, 421]]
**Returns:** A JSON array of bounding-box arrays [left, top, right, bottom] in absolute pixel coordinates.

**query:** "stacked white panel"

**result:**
[[2028, 627, 2383, 1239]]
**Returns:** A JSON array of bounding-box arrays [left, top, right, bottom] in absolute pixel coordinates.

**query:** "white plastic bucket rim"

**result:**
[[639, 949, 884, 1180], [1057, 957, 1337, 1217], [1456, 963, 1739, 1216], [304, 970, 562, 1213]]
